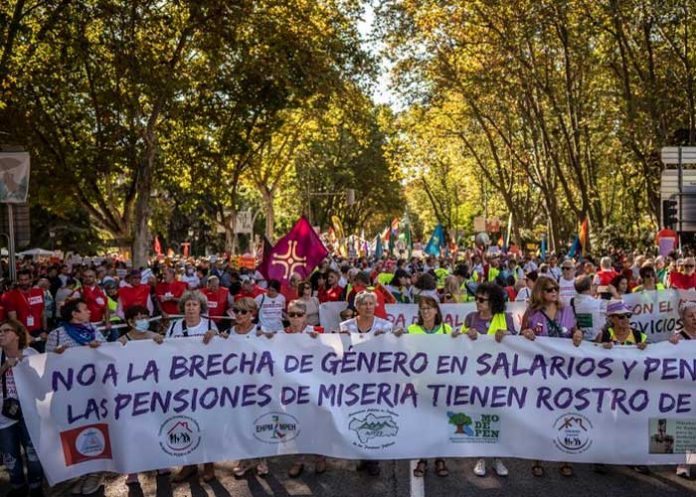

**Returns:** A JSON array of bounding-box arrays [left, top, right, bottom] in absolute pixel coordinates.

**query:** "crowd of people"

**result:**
[[0, 247, 694, 495]]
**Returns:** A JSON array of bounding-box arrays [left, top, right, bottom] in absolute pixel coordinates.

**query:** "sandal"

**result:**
[[413, 459, 427, 477], [531, 464, 545, 477], [559, 464, 574, 477], [288, 463, 304, 478], [172, 465, 198, 482], [435, 459, 449, 477], [256, 461, 269, 477]]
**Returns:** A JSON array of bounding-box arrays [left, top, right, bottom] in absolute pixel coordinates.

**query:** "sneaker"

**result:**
[[81, 473, 104, 495], [493, 458, 508, 477], [677, 465, 691, 478], [474, 458, 486, 476]]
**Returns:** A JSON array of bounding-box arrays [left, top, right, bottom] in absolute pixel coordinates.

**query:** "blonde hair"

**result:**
[[234, 297, 258, 313]]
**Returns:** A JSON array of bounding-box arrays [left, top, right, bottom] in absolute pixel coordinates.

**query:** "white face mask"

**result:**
[[134, 319, 150, 332]]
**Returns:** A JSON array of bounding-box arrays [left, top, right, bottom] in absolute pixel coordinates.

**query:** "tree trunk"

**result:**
[[262, 190, 275, 241], [132, 139, 155, 268]]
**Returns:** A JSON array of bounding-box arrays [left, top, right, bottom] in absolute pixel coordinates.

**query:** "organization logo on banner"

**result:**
[[158, 415, 202, 456], [553, 413, 593, 454], [60, 423, 113, 466], [253, 412, 300, 444], [348, 409, 399, 449], [447, 411, 501, 444]]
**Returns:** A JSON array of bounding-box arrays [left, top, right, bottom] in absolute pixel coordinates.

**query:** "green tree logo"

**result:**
[[447, 412, 473, 435]]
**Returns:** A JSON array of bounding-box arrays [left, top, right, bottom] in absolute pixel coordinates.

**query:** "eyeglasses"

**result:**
[[234, 309, 250, 315], [475, 297, 489, 303], [686, 265, 695, 269], [613, 314, 631, 320], [562, 267, 574, 271], [287, 312, 305, 318], [419, 306, 435, 312], [544, 287, 559, 293]]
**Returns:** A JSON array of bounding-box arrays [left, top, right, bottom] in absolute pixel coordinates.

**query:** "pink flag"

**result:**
[[258, 217, 328, 284]]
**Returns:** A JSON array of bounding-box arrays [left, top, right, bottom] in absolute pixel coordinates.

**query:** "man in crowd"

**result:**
[[201, 275, 233, 330], [117, 270, 153, 317], [155, 267, 188, 317], [4, 269, 47, 352]]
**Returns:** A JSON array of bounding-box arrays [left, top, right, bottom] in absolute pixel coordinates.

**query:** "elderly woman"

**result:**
[[595, 301, 647, 349], [408, 295, 451, 478], [46, 300, 105, 495], [339, 290, 395, 476], [521, 276, 582, 478], [454, 283, 513, 477], [166, 290, 217, 342], [339, 290, 394, 335], [0, 320, 44, 497], [284, 300, 326, 477], [228, 297, 271, 478], [669, 302, 696, 477], [168, 291, 218, 483]]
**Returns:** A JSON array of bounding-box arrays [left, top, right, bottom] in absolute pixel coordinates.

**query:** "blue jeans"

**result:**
[[0, 419, 44, 489]]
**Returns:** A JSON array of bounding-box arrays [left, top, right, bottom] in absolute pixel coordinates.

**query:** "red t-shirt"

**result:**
[[201, 287, 230, 319], [596, 270, 619, 286], [118, 285, 151, 312], [318, 285, 343, 303], [668, 271, 696, 290], [81, 285, 108, 323], [347, 284, 389, 319], [234, 286, 266, 301], [280, 285, 299, 309], [4, 288, 44, 333], [155, 281, 188, 315]]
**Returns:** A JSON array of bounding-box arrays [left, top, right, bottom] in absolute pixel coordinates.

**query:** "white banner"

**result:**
[[14, 335, 696, 484], [319, 290, 696, 342]]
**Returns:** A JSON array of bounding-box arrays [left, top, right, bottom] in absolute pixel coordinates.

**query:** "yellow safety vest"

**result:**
[[463, 313, 509, 335], [407, 323, 452, 334]]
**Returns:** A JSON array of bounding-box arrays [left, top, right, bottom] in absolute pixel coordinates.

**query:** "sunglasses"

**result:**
[[475, 296, 489, 303], [287, 312, 305, 318], [562, 267, 574, 270], [613, 314, 631, 319], [234, 309, 250, 315], [686, 265, 695, 269], [544, 287, 559, 293]]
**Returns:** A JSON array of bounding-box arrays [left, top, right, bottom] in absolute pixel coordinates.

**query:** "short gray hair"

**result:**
[[354, 290, 377, 307], [178, 290, 208, 314]]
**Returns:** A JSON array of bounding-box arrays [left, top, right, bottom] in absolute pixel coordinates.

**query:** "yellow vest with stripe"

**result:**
[[463, 312, 509, 335], [407, 323, 452, 334]]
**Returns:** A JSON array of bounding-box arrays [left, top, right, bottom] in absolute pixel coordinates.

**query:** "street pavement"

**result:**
[[3, 458, 693, 497]]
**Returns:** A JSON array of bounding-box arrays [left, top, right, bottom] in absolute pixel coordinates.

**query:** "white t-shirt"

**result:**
[[570, 294, 607, 340], [182, 273, 201, 289], [559, 277, 577, 305], [339, 316, 393, 335], [167, 318, 218, 338], [255, 293, 286, 332], [0, 348, 38, 429], [515, 287, 533, 301]]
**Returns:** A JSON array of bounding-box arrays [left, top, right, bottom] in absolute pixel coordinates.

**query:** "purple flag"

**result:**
[[257, 217, 329, 284]]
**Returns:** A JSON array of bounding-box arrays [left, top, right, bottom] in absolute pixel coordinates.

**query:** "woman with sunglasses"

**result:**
[[408, 295, 451, 478], [227, 297, 272, 477], [453, 282, 513, 477], [284, 300, 326, 477], [0, 320, 44, 497], [521, 276, 582, 478], [632, 266, 665, 293]]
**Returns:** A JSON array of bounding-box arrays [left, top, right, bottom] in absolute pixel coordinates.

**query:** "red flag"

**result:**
[[60, 423, 113, 466], [257, 217, 328, 284], [153, 236, 162, 256]]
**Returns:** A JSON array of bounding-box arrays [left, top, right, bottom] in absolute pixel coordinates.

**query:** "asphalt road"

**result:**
[[4, 458, 693, 497]]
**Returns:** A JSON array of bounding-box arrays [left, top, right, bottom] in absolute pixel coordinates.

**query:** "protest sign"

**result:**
[[14, 335, 696, 484]]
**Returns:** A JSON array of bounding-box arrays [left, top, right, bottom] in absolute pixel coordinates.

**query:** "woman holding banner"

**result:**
[[168, 291, 218, 483], [408, 295, 451, 478], [0, 320, 44, 497], [453, 282, 513, 477], [670, 302, 696, 478], [227, 297, 272, 477], [46, 300, 105, 495], [284, 300, 327, 477], [521, 276, 583, 478]]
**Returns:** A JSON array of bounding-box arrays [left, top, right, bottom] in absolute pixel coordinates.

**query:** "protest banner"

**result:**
[[319, 290, 696, 342], [14, 335, 696, 484]]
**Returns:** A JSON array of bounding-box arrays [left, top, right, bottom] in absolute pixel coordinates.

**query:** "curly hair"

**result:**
[[475, 282, 507, 315]]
